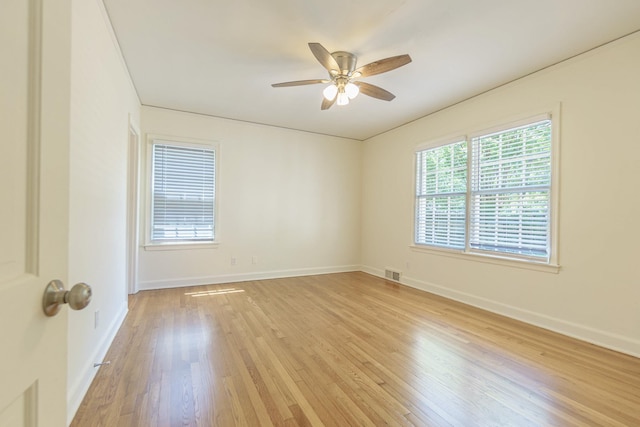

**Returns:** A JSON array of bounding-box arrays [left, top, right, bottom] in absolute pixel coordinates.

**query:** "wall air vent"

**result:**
[[384, 269, 401, 282]]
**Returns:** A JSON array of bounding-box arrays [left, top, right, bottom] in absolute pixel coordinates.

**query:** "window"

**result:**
[[149, 139, 216, 245], [415, 140, 467, 249], [414, 116, 554, 263]]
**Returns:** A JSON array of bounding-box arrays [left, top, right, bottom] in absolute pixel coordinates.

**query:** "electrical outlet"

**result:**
[[94, 310, 99, 329], [231, 257, 237, 266], [252, 256, 257, 265]]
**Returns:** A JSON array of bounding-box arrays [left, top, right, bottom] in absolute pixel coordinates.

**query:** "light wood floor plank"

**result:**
[[71, 272, 640, 426]]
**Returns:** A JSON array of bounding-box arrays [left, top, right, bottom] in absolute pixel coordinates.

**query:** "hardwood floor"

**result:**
[[71, 272, 640, 426]]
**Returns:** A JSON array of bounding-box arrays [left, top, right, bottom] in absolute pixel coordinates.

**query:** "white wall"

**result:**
[[67, 0, 140, 422], [362, 32, 640, 357], [138, 107, 362, 290]]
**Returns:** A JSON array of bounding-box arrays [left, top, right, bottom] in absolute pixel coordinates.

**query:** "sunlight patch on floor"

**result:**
[[185, 288, 245, 297]]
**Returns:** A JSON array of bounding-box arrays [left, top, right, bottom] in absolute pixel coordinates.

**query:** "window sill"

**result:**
[[144, 242, 219, 251], [409, 245, 560, 273]]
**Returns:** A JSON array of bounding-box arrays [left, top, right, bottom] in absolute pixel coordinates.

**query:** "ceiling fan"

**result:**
[[272, 43, 412, 110]]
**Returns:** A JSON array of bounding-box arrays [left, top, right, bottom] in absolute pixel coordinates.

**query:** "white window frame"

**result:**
[[415, 137, 468, 250], [144, 135, 219, 251], [411, 109, 560, 273]]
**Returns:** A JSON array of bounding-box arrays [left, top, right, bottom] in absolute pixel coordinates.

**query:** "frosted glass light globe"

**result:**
[[345, 82, 359, 99], [336, 91, 349, 106], [323, 84, 338, 101]]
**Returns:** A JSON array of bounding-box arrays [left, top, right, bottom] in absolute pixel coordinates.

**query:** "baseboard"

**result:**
[[361, 265, 640, 359], [138, 264, 361, 291], [67, 302, 128, 426]]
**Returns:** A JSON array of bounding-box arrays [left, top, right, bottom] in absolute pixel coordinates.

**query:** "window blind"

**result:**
[[151, 143, 215, 242], [415, 140, 467, 249], [469, 119, 551, 258]]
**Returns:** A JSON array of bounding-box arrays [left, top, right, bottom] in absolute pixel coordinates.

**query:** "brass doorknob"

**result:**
[[42, 280, 92, 317]]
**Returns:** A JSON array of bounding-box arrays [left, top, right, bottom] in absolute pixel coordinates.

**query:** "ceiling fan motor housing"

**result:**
[[331, 51, 357, 75]]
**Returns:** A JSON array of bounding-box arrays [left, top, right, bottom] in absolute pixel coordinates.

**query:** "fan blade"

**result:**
[[353, 54, 411, 78], [272, 79, 327, 87], [321, 96, 336, 110], [354, 82, 396, 101], [308, 43, 340, 74]]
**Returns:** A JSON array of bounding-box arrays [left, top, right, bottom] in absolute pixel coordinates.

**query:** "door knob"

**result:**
[[42, 280, 92, 317]]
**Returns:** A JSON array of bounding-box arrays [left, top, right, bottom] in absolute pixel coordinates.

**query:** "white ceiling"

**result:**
[[102, 0, 640, 141]]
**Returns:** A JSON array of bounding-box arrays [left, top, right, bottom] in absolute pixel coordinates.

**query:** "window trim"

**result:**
[[412, 106, 561, 269], [143, 134, 219, 250], [409, 243, 560, 273]]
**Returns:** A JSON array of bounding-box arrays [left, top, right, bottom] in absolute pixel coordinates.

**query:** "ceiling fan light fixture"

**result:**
[[336, 90, 349, 106], [272, 43, 412, 110], [323, 84, 338, 101], [345, 82, 359, 99]]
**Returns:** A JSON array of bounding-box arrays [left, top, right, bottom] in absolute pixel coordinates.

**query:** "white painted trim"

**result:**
[[548, 104, 562, 267], [126, 118, 140, 294], [467, 112, 552, 140], [67, 303, 128, 425], [409, 245, 560, 273], [414, 134, 466, 152], [138, 265, 360, 290], [143, 241, 219, 251], [361, 265, 640, 359]]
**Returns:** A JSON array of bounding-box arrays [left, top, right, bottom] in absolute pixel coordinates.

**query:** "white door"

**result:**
[[0, 0, 73, 426]]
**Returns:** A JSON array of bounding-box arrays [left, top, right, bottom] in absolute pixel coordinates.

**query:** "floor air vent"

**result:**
[[384, 269, 401, 282]]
